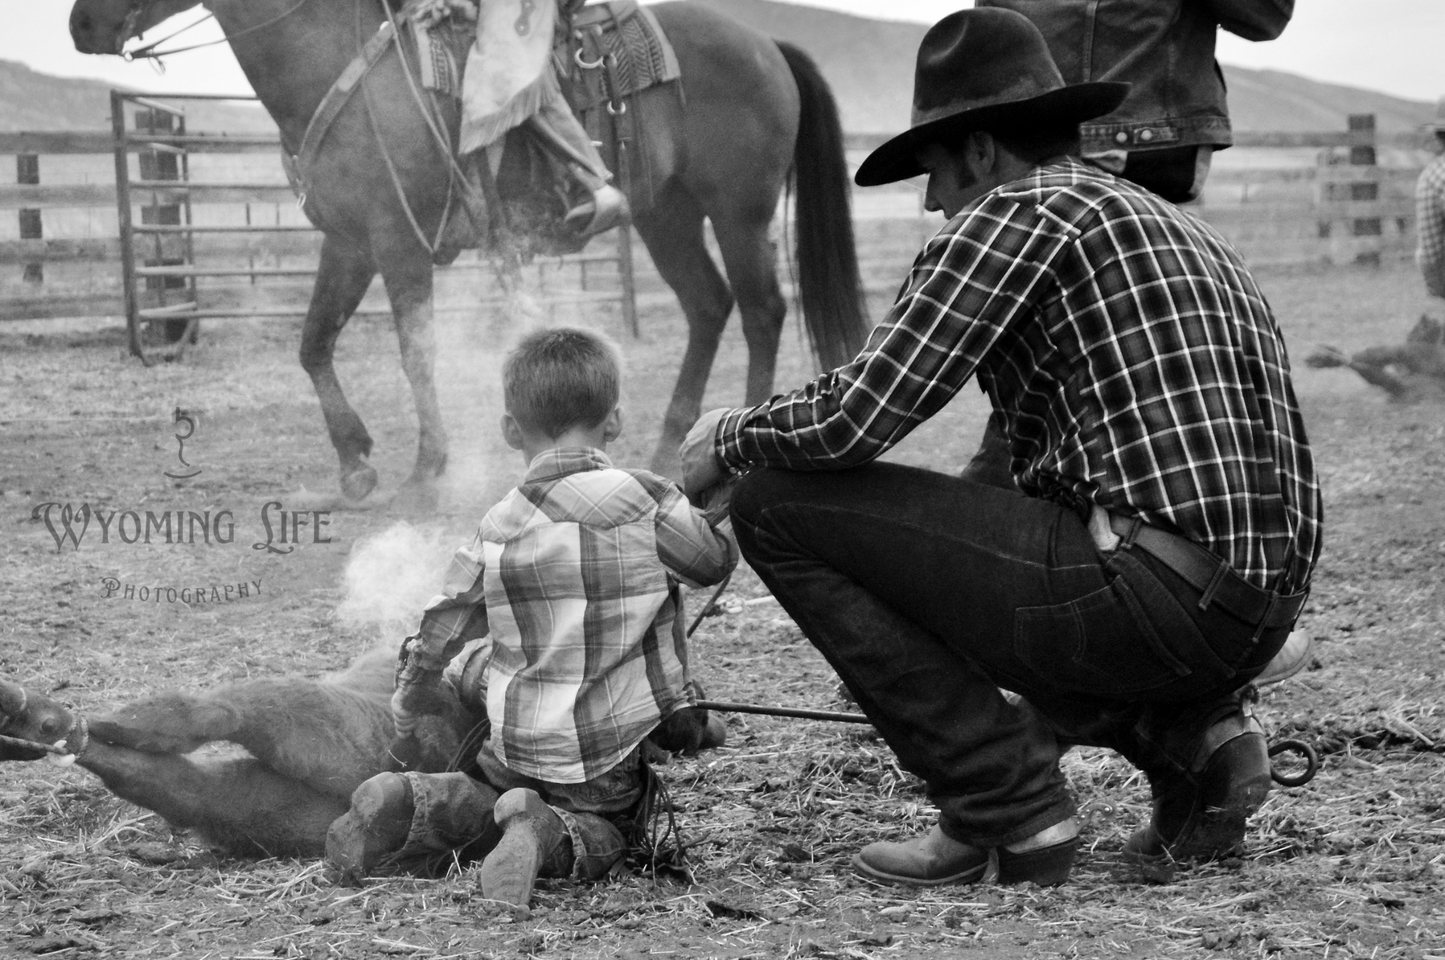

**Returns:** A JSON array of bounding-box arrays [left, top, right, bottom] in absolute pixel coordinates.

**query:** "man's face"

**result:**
[[917, 140, 990, 219]]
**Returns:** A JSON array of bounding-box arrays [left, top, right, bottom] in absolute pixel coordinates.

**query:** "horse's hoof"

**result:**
[[341, 464, 379, 502]]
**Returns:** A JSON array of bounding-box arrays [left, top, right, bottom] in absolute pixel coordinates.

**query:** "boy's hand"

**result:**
[[648, 706, 709, 754], [650, 683, 729, 757]]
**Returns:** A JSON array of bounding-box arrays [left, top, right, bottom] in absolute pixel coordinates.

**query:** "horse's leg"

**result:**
[[377, 248, 448, 512], [300, 234, 381, 502], [710, 212, 789, 408], [633, 194, 736, 477]]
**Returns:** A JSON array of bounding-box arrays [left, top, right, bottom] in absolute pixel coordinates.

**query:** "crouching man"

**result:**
[[682, 8, 1321, 887]]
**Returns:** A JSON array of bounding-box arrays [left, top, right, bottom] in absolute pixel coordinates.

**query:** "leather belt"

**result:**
[[1091, 506, 1306, 634]]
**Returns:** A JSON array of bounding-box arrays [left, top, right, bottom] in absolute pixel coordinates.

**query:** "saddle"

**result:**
[[414, 0, 684, 262], [285, 0, 682, 264]]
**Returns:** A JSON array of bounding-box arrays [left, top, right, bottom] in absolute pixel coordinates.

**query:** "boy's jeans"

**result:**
[[730, 461, 1290, 848], [387, 741, 638, 880]]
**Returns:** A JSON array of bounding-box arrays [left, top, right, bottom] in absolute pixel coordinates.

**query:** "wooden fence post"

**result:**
[[1346, 113, 1381, 266], [136, 109, 189, 307], [17, 154, 42, 284], [133, 104, 198, 346]]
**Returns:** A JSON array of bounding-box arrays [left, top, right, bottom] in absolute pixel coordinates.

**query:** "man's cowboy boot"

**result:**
[[326, 773, 414, 886], [1252, 630, 1313, 688], [478, 788, 574, 918], [854, 818, 1079, 887], [1125, 708, 1272, 864]]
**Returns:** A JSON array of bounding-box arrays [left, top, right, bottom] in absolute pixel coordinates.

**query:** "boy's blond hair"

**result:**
[[502, 327, 622, 439]]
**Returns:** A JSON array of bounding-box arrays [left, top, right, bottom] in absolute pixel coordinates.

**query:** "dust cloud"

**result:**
[[335, 522, 458, 643]]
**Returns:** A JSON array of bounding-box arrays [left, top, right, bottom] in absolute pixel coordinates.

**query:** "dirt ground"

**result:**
[[1, 255, 1443, 959]]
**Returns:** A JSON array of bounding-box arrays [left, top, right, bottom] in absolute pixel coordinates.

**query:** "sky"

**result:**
[[8, 0, 1443, 106]]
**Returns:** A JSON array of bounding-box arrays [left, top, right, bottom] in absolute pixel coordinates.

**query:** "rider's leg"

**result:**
[[526, 100, 627, 236]]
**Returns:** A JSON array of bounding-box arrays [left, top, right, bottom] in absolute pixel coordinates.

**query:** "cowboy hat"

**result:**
[[855, 7, 1129, 187]]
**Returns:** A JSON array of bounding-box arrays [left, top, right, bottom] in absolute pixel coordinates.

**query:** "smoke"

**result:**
[[335, 522, 459, 642]]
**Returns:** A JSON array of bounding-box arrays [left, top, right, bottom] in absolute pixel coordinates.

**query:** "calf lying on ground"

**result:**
[[1306, 314, 1445, 400], [0, 646, 479, 859], [0, 645, 718, 863]]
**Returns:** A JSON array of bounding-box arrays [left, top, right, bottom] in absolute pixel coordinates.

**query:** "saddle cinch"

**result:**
[[286, 0, 684, 264]]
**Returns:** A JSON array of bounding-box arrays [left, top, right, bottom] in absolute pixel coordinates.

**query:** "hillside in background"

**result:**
[[0, 59, 273, 134], [697, 0, 1436, 137], [3, 0, 1436, 138]]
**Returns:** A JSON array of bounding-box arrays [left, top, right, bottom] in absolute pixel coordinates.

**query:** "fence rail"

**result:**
[[840, 114, 1429, 280], [1, 91, 638, 360], [2, 110, 1431, 334]]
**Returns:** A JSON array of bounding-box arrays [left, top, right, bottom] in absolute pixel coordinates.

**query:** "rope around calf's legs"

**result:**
[[0, 715, 89, 766]]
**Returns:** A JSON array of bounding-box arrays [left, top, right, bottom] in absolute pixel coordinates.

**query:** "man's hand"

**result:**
[[681, 408, 733, 501]]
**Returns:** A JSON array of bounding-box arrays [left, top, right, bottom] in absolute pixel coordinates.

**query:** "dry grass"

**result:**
[[3, 257, 1445, 958]]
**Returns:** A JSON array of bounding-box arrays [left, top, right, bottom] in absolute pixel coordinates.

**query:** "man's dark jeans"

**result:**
[[730, 462, 1290, 849]]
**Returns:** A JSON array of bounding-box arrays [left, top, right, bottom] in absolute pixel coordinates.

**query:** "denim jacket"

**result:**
[[979, 0, 1293, 154]]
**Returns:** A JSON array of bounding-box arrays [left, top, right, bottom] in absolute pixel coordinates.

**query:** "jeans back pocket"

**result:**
[[1013, 562, 1199, 699]]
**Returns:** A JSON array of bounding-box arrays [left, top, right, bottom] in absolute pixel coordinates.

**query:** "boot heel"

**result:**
[[996, 836, 1078, 886]]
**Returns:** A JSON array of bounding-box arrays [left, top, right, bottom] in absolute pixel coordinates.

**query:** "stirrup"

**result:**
[[563, 184, 627, 238]]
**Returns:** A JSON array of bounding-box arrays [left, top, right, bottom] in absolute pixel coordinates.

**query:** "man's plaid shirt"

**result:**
[[1417, 153, 1445, 298], [717, 158, 1321, 592], [408, 448, 737, 783]]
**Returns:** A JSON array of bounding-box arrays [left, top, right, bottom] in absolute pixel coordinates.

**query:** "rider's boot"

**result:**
[[525, 106, 629, 239]]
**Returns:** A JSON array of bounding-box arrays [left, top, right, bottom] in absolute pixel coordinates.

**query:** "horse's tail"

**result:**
[[776, 41, 871, 371]]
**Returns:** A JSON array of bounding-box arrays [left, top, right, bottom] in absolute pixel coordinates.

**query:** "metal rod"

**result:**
[[128, 180, 293, 191], [134, 266, 318, 277], [127, 95, 187, 116], [119, 134, 280, 146], [111, 90, 143, 364], [694, 699, 871, 725], [132, 224, 315, 234], [0, 733, 68, 755]]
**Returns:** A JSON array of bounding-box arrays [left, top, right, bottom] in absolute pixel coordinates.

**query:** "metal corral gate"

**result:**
[[109, 90, 637, 364]]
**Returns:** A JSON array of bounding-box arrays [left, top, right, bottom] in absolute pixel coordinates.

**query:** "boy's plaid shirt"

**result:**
[[409, 448, 737, 783], [718, 158, 1321, 592]]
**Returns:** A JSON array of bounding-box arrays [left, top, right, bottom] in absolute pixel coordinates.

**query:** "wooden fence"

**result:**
[[1, 110, 1431, 338], [840, 114, 1431, 288], [0, 91, 637, 360]]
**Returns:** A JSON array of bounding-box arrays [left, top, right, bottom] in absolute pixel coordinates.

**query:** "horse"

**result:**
[[1305, 314, 1445, 401], [68, 0, 870, 506]]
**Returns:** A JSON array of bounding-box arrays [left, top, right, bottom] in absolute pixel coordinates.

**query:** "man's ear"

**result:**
[[602, 406, 624, 443], [501, 413, 526, 451], [965, 130, 998, 179]]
